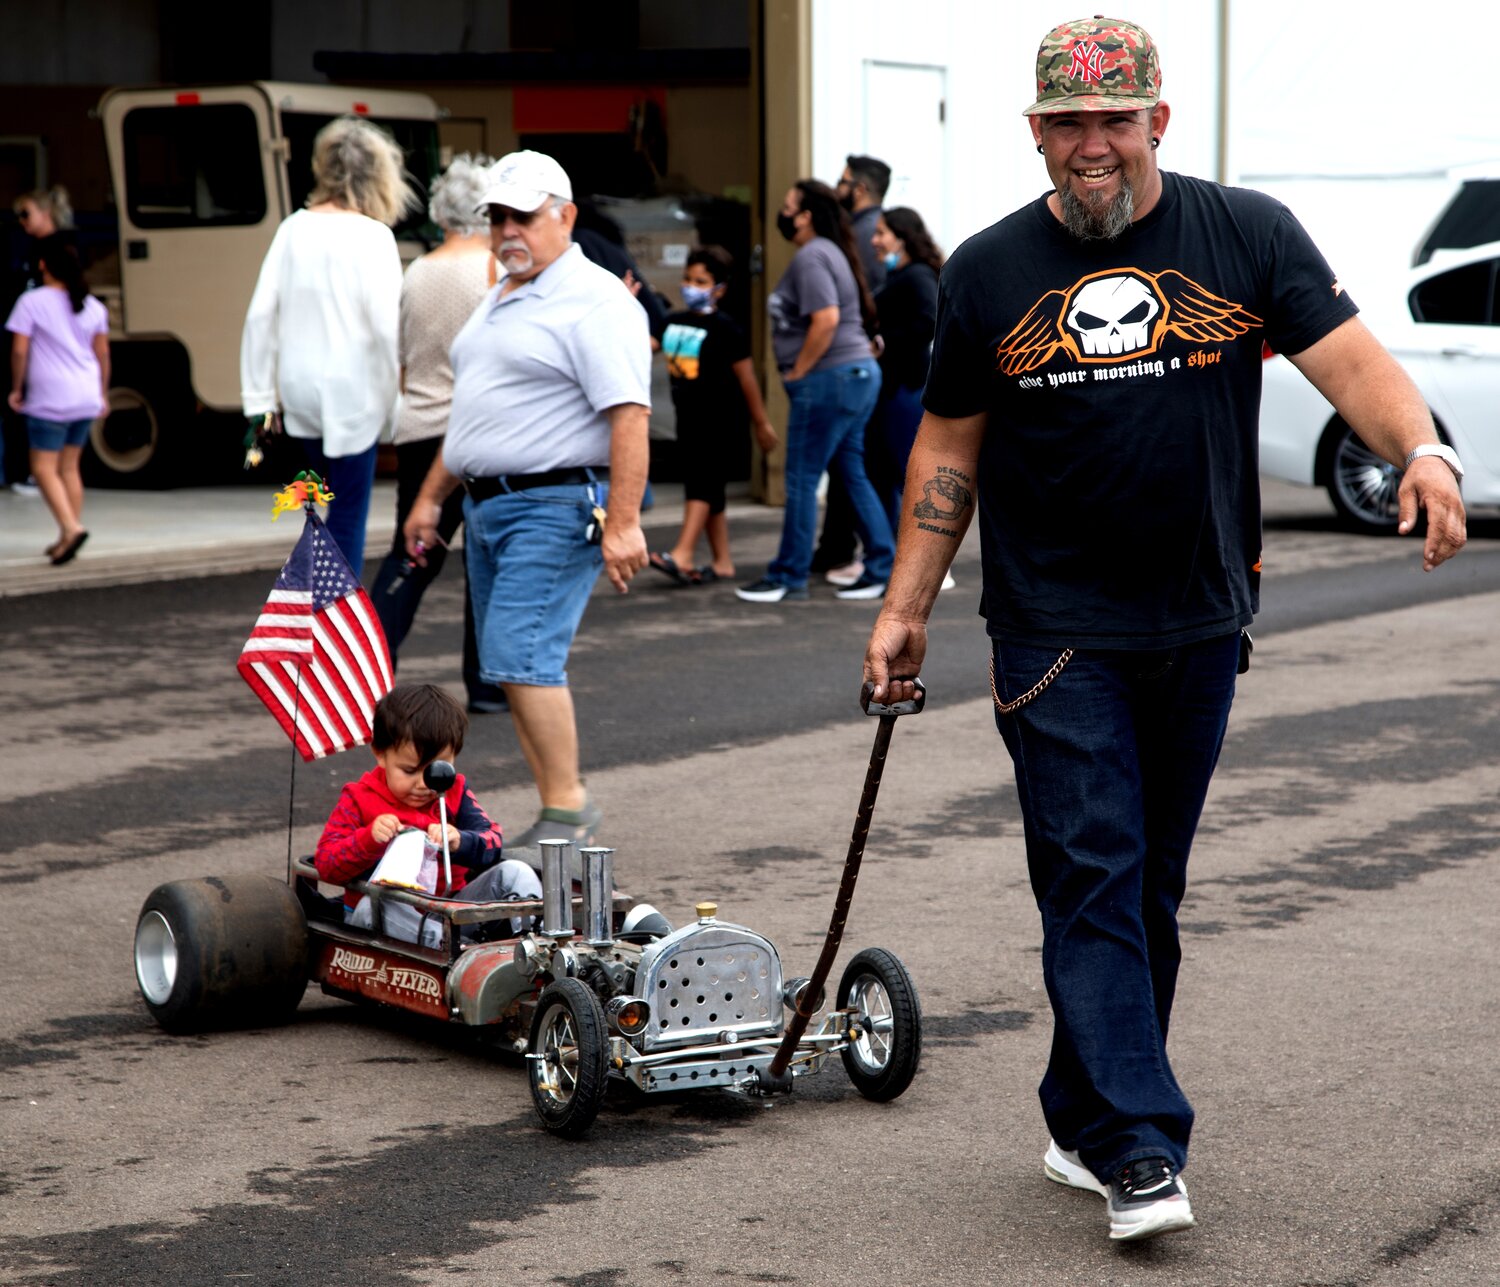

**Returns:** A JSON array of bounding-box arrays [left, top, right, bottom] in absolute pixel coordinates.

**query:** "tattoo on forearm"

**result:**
[[911, 466, 973, 533]]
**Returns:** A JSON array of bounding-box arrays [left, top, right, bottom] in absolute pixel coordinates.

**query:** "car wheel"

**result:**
[[1324, 421, 1405, 534], [134, 876, 309, 1034], [528, 978, 609, 1137], [837, 947, 922, 1102]]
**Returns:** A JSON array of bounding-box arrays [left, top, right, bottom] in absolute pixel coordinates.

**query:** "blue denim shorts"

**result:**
[[26, 416, 92, 452], [463, 484, 605, 687]]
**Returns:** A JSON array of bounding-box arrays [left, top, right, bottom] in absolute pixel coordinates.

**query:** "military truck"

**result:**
[[92, 82, 441, 485]]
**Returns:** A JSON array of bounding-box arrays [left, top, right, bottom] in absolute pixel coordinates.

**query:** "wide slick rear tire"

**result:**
[[134, 876, 308, 1034], [837, 947, 922, 1102], [528, 978, 609, 1138]]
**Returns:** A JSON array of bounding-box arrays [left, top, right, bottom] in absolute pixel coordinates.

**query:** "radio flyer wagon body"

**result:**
[[133, 833, 922, 1137]]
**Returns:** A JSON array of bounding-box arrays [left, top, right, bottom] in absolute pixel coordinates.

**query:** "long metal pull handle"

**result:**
[[768, 713, 896, 1080]]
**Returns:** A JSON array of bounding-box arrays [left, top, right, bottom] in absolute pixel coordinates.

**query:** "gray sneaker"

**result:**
[[1043, 1139, 1108, 1197], [1106, 1157, 1194, 1242], [509, 796, 603, 853]]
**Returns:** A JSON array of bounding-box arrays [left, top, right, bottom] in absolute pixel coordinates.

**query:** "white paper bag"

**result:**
[[370, 828, 440, 893]]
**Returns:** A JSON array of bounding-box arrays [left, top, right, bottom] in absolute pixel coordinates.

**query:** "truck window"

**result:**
[[122, 104, 267, 228], [281, 113, 440, 243]]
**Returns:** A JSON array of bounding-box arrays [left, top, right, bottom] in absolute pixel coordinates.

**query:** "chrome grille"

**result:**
[[635, 923, 783, 1051]]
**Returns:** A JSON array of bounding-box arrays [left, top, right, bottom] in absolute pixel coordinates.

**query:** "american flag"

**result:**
[[238, 511, 393, 761]]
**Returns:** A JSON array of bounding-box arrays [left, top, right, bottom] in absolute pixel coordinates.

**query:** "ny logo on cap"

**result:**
[[1069, 41, 1105, 84]]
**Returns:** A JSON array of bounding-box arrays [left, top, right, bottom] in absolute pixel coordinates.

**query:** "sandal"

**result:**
[[648, 551, 690, 586], [50, 530, 89, 566], [689, 566, 722, 585]]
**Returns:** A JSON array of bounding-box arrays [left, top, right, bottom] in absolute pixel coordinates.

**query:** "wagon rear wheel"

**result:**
[[528, 978, 609, 1137], [134, 876, 308, 1034], [837, 947, 922, 1102]]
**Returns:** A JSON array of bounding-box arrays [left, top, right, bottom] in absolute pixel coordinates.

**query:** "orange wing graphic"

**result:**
[[1156, 270, 1263, 343], [995, 290, 1073, 375]]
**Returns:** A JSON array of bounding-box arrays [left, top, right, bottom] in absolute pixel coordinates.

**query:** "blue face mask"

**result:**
[[882, 251, 902, 271], [681, 284, 716, 312]]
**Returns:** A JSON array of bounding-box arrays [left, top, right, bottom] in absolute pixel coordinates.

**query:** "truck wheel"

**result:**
[[85, 341, 195, 487], [837, 948, 922, 1102], [528, 978, 609, 1137], [134, 876, 308, 1034]]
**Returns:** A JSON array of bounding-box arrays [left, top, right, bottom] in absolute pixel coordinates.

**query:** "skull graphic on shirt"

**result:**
[[1064, 275, 1161, 355]]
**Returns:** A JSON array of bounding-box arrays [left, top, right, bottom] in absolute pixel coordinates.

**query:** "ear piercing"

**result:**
[[1036, 144, 1045, 154], [1151, 137, 1160, 149]]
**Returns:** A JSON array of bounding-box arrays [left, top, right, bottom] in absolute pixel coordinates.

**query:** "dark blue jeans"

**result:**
[[298, 440, 378, 579], [768, 358, 892, 588], [992, 632, 1240, 1180]]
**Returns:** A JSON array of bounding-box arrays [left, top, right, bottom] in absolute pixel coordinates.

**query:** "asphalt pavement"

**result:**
[[2, 476, 1498, 1286]]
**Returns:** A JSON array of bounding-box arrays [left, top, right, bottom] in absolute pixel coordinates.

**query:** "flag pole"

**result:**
[[286, 671, 302, 882]]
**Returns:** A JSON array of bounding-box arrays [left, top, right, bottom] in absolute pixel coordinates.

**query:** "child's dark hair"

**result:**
[[36, 235, 90, 313], [372, 684, 468, 761], [686, 244, 733, 285]]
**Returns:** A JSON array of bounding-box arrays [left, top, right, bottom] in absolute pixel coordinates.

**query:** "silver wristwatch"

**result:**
[[1403, 443, 1464, 480]]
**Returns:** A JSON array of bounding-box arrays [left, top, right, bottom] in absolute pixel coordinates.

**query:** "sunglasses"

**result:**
[[488, 204, 551, 228]]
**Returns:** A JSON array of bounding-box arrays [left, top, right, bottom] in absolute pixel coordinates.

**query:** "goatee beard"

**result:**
[[1059, 179, 1135, 241]]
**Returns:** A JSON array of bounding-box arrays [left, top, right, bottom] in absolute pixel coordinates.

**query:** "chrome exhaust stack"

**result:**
[[579, 846, 615, 947], [537, 839, 573, 940]]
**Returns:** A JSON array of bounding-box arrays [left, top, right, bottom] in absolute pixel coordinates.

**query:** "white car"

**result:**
[[1259, 240, 1500, 532]]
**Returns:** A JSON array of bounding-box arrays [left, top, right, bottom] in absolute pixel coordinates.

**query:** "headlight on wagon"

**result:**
[[604, 995, 652, 1036]]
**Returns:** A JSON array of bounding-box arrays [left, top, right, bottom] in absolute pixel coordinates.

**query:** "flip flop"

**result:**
[[690, 566, 722, 585], [648, 551, 690, 586], [50, 530, 88, 566]]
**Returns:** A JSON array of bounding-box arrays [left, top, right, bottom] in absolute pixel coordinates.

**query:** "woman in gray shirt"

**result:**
[[737, 179, 894, 603]]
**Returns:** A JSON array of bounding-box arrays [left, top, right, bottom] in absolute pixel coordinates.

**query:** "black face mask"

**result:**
[[838, 191, 855, 212], [776, 211, 799, 242]]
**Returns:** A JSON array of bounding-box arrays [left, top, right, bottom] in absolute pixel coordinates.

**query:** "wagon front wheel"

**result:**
[[837, 947, 922, 1102], [528, 978, 609, 1137]]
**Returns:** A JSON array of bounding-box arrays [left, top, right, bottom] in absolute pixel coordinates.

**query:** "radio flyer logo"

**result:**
[[330, 946, 442, 1001], [995, 268, 1262, 376]]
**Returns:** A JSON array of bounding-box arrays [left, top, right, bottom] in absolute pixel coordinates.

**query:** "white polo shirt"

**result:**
[[443, 243, 651, 477]]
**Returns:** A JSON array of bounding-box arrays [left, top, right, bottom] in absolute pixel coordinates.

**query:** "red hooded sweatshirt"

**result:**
[[314, 766, 503, 907]]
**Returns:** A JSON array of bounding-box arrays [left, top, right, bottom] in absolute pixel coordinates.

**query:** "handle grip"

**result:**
[[860, 676, 925, 717]]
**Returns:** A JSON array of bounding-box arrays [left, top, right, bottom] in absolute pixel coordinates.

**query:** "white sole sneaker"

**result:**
[[1107, 1171, 1194, 1242], [1108, 1182, 1195, 1242], [1042, 1139, 1108, 1197]]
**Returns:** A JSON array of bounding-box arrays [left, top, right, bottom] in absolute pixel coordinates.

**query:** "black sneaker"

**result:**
[[736, 578, 808, 603], [1106, 1157, 1195, 1242], [833, 573, 887, 601]]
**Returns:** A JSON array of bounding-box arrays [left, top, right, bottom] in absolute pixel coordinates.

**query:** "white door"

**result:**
[[861, 62, 948, 248]]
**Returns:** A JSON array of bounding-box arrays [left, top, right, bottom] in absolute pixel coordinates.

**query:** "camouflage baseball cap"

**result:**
[[1023, 15, 1161, 115]]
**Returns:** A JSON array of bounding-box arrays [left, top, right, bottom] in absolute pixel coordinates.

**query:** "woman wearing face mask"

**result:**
[[867, 207, 946, 576], [737, 180, 893, 604]]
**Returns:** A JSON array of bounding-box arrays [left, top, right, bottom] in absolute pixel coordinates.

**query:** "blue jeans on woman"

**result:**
[[768, 357, 892, 589], [991, 631, 1240, 1182], [866, 381, 926, 537], [299, 440, 378, 578]]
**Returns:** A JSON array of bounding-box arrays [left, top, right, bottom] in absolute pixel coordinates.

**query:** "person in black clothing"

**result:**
[[863, 14, 1466, 1244], [867, 206, 942, 539], [649, 246, 777, 585]]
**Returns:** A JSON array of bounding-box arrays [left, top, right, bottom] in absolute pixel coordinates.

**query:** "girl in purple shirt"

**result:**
[[5, 236, 107, 565]]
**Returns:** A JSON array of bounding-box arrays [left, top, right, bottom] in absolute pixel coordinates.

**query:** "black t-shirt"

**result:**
[[925, 171, 1358, 648], [875, 261, 939, 392], [662, 308, 750, 436]]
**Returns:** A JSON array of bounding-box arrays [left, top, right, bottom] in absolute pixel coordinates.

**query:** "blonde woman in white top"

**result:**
[[240, 116, 419, 575], [369, 154, 506, 711]]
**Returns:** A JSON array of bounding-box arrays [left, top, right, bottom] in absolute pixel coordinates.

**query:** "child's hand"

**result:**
[[427, 823, 461, 851], [371, 814, 402, 845], [753, 418, 779, 453]]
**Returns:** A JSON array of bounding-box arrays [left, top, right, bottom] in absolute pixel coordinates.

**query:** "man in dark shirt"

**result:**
[[862, 15, 1466, 1245]]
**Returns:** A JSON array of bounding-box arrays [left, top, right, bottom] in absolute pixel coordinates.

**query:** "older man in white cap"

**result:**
[[403, 150, 651, 852]]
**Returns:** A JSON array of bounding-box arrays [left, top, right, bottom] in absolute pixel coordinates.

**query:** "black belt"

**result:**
[[464, 467, 607, 500]]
